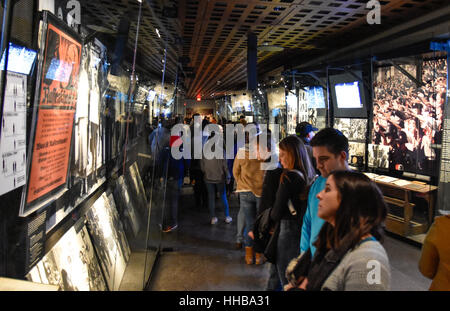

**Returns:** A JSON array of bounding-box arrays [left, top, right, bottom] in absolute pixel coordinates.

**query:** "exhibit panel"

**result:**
[[0, 71, 28, 196], [85, 192, 130, 291], [21, 12, 82, 216], [0, 2, 168, 290], [367, 54, 448, 242], [286, 91, 298, 135], [334, 118, 368, 168], [371, 56, 447, 176], [267, 87, 287, 139], [304, 85, 327, 130], [26, 224, 107, 291]]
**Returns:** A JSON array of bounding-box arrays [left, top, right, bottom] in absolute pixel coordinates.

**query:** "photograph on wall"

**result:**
[[372, 57, 447, 175], [21, 13, 82, 216], [0, 72, 27, 196], [286, 92, 298, 135], [348, 142, 366, 166], [113, 175, 140, 237], [86, 39, 107, 178], [71, 45, 89, 178], [368, 144, 390, 169], [126, 162, 147, 215], [334, 118, 367, 142], [26, 225, 107, 291], [298, 89, 309, 123], [85, 192, 130, 291], [308, 108, 326, 130]]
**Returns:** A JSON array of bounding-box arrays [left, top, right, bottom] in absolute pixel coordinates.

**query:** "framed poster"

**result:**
[[85, 192, 130, 291], [26, 224, 107, 291], [0, 72, 27, 196], [20, 12, 82, 216]]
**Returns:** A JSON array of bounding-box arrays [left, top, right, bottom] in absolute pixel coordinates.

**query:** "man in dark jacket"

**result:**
[[296, 122, 318, 171]]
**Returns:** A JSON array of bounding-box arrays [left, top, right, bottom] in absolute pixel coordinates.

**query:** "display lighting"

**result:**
[[196, 94, 201, 101]]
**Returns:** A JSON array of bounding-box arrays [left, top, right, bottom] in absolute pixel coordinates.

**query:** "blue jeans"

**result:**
[[236, 200, 245, 243], [266, 219, 301, 291], [239, 192, 260, 247], [205, 182, 230, 218]]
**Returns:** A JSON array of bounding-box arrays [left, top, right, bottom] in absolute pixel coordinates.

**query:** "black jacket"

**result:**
[[258, 164, 283, 215], [270, 170, 308, 223]]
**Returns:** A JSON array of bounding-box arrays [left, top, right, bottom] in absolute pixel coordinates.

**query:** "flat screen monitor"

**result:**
[[0, 42, 37, 75], [334, 82, 362, 108], [329, 71, 367, 118], [305, 86, 326, 109]]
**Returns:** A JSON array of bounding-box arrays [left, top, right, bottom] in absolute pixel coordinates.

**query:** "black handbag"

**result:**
[[252, 207, 281, 264], [253, 208, 274, 253], [263, 221, 280, 263]]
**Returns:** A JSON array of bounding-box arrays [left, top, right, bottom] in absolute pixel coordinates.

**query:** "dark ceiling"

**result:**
[[80, 0, 449, 99]]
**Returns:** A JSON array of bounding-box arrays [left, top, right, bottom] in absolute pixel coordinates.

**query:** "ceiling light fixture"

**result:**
[[257, 42, 284, 52], [156, 28, 161, 38]]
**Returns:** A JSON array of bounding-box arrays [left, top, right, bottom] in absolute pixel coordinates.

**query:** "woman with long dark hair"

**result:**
[[265, 135, 316, 290], [285, 170, 390, 291]]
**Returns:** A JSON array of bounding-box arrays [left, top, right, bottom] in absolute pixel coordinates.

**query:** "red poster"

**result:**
[[26, 23, 81, 204]]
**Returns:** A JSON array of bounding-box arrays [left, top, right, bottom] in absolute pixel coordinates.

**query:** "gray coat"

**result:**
[[200, 156, 230, 183]]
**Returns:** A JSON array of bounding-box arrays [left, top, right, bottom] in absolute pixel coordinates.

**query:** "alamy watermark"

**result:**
[[366, 259, 382, 285], [170, 116, 279, 170], [366, 0, 381, 25]]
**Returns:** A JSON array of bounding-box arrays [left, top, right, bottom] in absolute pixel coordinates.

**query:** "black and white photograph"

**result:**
[[334, 118, 367, 142], [26, 226, 107, 291], [368, 144, 390, 169], [298, 89, 309, 123], [87, 39, 107, 178], [372, 58, 447, 174], [114, 176, 141, 237], [348, 142, 366, 165], [308, 108, 326, 130], [126, 162, 147, 215], [72, 45, 90, 178], [85, 192, 131, 291], [286, 92, 298, 135]]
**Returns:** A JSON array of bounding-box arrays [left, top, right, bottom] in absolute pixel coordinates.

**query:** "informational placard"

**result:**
[[0, 72, 27, 196], [438, 101, 450, 213], [20, 12, 82, 216], [25, 210, 47, 271]]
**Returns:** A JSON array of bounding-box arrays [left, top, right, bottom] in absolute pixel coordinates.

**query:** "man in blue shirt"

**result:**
[[300, 128, 350, 256]]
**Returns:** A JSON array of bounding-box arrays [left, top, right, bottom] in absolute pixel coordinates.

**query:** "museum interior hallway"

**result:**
[[145, 185, 432, 291]]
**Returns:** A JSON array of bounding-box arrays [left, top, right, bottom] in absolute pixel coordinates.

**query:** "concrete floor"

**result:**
[[146, 186, 432, 291]]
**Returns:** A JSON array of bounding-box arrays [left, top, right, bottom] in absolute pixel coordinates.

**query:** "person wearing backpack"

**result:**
[[265, 135, 316, 290]]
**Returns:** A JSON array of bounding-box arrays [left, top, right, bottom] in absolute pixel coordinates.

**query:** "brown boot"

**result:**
[[255, 252, 265, 265], [245, 247, 254, 265]]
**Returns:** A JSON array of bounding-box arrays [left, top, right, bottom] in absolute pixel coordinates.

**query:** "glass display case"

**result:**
[[0, 1, 178, 290]]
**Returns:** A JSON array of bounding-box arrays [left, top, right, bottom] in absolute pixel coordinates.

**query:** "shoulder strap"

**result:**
[[289, 169, 305, 181], [306, 234, 355, 291]]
